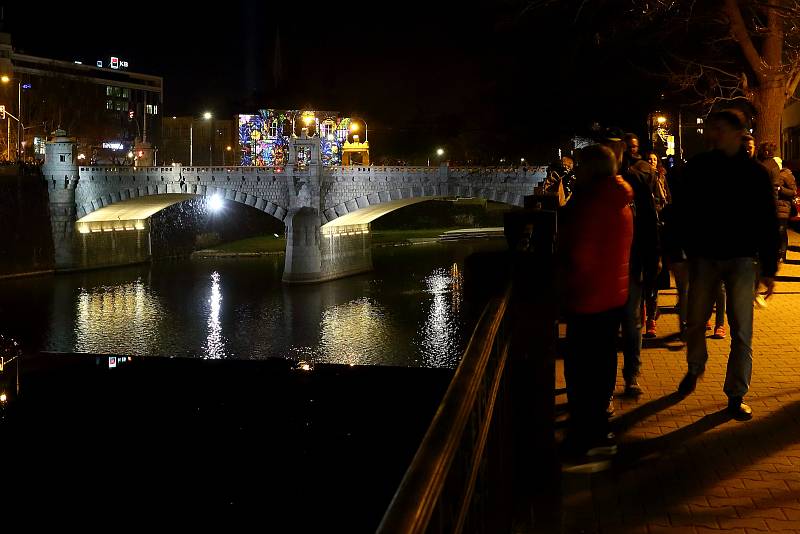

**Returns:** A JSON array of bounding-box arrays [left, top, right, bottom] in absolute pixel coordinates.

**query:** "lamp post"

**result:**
[[349, 118, 368, 143], [428, 147, 444, 166], [190, 111, 213, 166], [1, 75, 26, 161]]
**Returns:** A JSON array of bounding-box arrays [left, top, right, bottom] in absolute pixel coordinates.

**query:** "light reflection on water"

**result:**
[[417, 263, 464, 368], [75, 278, 163, 355], [4, 240, 501, 368], [317, 297, 390, 366], [203, 271, 227, 359]]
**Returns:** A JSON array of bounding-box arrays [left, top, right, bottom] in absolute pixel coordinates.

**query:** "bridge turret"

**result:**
[[43, 129, 79, 269]]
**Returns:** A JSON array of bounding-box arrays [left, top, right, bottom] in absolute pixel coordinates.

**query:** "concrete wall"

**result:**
[[0, 172, 55, 277], [320, 228, 372, 281], [74, 228, 150, 271]]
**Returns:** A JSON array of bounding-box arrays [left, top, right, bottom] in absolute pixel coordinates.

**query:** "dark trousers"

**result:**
[[779, 219, 789, 261], [565, 307, 623, 443]]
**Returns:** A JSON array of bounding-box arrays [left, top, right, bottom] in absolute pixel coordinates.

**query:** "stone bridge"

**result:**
[[43, 131, 544, 283]]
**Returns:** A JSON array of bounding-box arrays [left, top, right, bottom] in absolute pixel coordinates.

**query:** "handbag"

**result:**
[[790, 195, 800, 222]]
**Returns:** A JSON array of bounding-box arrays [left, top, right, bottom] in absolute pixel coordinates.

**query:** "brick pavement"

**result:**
[[553, 230, 800, 534]]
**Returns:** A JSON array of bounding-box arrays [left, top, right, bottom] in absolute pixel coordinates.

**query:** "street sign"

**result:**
[[110, 56, 119, 69]]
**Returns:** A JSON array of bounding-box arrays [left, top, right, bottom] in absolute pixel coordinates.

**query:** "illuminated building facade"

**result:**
[[238, 109, 369, 167]]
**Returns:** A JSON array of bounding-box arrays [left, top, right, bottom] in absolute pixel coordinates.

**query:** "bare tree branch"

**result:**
[[723, 0, 767, 76]]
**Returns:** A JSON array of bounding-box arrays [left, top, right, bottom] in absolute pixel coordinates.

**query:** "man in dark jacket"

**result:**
[[676, 109, 779, 420], [616, 132, 660, 396]]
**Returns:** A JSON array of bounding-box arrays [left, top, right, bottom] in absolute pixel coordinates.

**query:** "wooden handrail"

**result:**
[[376, 285, 511, 534]]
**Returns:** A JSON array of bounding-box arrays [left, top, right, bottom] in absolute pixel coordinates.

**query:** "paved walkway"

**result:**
[[554, 230, 800, 534]]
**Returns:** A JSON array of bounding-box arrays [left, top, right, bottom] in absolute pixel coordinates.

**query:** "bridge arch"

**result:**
[[321, 187, 524, 229], [75, 187, 289, 225]]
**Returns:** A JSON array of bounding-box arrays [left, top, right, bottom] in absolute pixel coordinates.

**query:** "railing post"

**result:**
[[504, 205, 560, 532]]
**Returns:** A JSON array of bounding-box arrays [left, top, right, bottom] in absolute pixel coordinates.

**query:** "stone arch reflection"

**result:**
[[75, 277, 163, 354]]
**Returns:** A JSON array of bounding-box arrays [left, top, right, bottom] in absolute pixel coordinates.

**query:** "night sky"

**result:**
[[3, 1, 664, 163]]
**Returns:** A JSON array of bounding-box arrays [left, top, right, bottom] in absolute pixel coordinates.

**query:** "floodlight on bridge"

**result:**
[[208, 194, 224, 212]]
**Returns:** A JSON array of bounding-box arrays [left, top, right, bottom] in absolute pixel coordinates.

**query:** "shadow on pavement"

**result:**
[[610, 391, 686, 434], [560, 397, 800, 533]]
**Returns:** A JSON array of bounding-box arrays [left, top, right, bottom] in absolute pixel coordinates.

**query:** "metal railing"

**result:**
[[377, 285, 514, 534]]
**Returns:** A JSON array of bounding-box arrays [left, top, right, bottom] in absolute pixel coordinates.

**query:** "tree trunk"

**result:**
[[753, 80, 786, 156]]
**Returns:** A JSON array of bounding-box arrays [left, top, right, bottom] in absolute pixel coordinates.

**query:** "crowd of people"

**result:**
[[549, 109, 787, 465]]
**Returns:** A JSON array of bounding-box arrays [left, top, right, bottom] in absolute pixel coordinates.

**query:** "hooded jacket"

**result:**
[[560, 175, 634, 314]]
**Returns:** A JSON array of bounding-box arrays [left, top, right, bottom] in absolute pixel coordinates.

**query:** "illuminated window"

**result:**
[[106, 100, 113, 110], [146, 104, 153, 114], [122, 88, 130, 99], [153, 105, 158, 115], [106, 86, 113, 96], [269, 119, 278, 138], [696, 118, 703, 124]]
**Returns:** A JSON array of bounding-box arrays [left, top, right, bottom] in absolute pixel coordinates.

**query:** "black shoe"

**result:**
[[678, 372, 700, 395], [624, 378, 644, 397], [727, 397, 753, 421]]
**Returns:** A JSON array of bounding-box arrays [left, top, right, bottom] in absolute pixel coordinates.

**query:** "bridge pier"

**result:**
[[282, 207, 373, 284]]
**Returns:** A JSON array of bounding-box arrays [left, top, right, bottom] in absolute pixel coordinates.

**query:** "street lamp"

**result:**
[[1, 76, 27, 161], [225, 145, 232, 166], [349, 118, 369, 143], [428, 147, 445, 166], [190, 111, 213, 166]]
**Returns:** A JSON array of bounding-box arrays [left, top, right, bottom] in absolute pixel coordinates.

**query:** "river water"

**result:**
[[0, 240, 505, 368]]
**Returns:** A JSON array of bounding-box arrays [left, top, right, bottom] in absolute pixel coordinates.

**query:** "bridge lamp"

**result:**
[[208, 194, 224, 212], [203, 112, 212, 120], [436, 148, 445, 156]]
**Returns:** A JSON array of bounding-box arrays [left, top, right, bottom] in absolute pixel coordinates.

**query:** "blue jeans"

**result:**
[[622, 276, 643, 383], [686, 258, 756, 398]]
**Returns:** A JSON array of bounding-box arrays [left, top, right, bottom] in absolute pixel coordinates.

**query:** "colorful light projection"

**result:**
[[238, 110, 351, 167]]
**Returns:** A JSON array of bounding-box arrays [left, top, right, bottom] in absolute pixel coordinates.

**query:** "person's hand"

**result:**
[[761, 277, 775, 299]]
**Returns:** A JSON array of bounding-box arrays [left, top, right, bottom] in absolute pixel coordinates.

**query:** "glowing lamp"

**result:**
[[350, 123, 359, 132], [657, 116, 667, 124], [0, 75, 9, 83], [208, 194, 224, 212], [203, 112, 212, 120], [437, 148, 445, 156]]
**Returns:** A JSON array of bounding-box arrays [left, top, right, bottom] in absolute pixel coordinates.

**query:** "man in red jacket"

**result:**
[[560, 144, 634, 458]]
